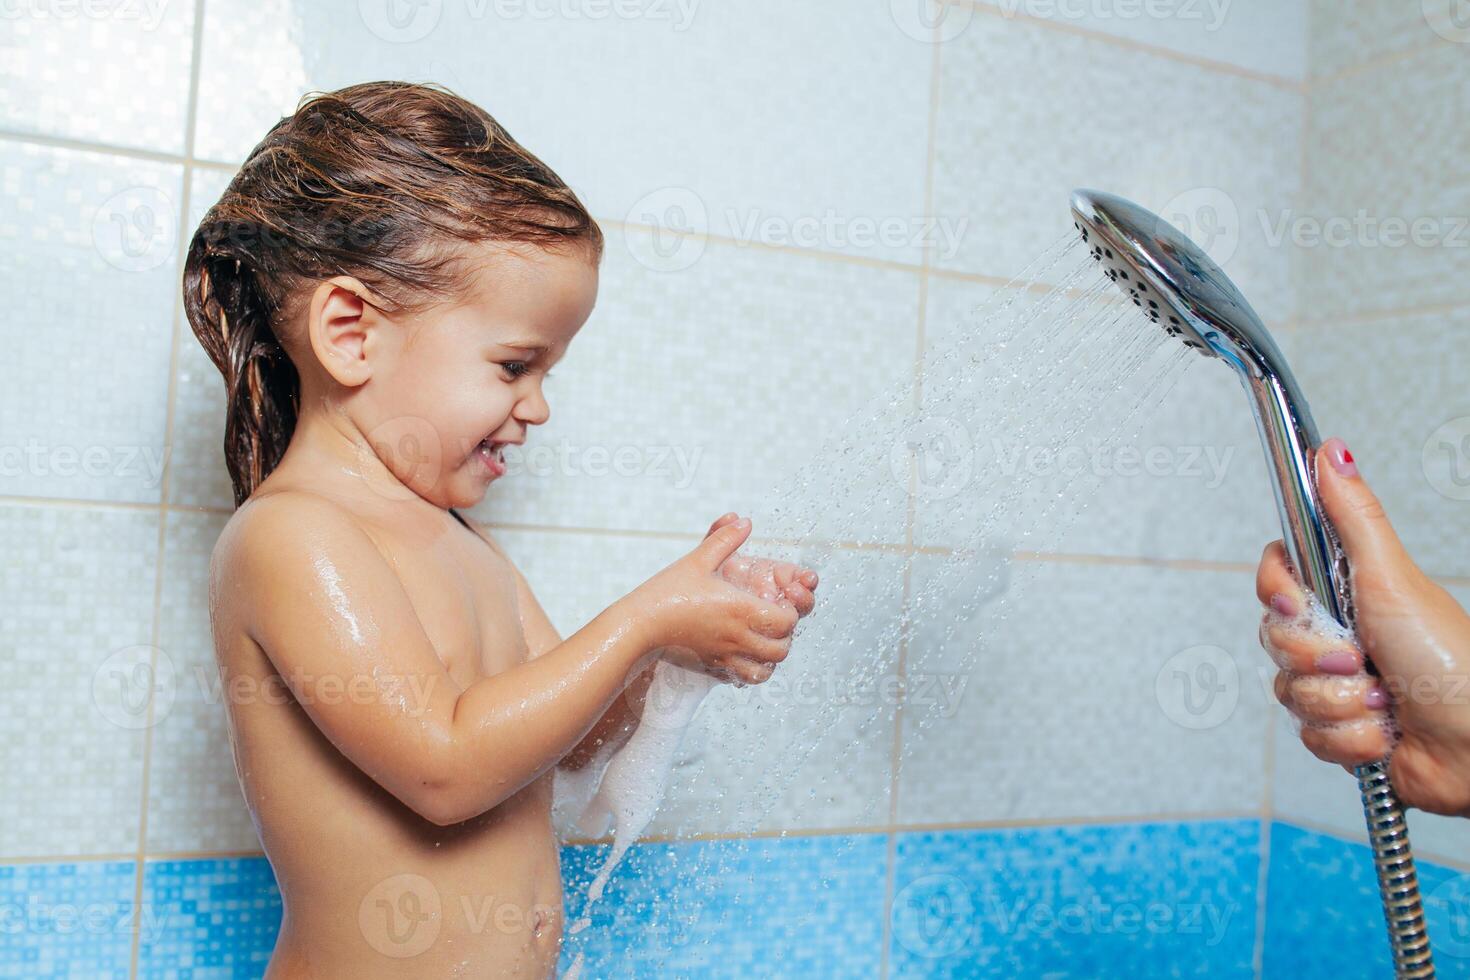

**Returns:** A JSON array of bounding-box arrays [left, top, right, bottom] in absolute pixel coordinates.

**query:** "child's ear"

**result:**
[[306, 276, 384, 387]]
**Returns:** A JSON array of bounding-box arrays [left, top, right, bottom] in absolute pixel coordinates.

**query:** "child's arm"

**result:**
[[223, 492, 787, 827]]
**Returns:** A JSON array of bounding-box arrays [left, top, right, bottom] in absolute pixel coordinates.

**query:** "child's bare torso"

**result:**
[[210, 481, 565, 979]]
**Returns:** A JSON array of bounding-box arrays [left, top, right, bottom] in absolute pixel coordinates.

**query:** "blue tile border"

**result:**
[[1264, 821, 1470, 979], [0, 860, 135, 979], [137, 858, 280, 980], [889, 820, 1260, 979], [0, 817, 1339, 979]]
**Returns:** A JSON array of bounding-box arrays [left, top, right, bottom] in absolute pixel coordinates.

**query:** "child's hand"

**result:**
[[704, 512, 819, 616], [1257, 438, 1470, 818], [626, 515, 801, 685]]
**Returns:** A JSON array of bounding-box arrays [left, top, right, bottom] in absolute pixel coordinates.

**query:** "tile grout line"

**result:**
[[882, 28, 947, 975], [13, 490, 1470, 587], [4, 808, 1266, 866], [129, 2, 208, 977], [5, 124, 1461, 327], [1253, 59, 1317, 978], [960, 0, 1305, 91]]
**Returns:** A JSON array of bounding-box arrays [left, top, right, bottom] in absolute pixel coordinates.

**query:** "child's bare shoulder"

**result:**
[[211, 491, 393, 618]]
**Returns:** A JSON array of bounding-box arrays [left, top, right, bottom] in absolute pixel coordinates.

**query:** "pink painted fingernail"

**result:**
[[1270, 593, 1299, 617], [1316, 651, 1361, 675], [1364, 686, 1389, 710], [1323, 438, 1358, 478]]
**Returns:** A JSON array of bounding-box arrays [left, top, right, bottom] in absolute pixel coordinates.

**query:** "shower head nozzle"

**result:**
[[1069, 187, 1436, 974], [1071, 188, 1272, 361]]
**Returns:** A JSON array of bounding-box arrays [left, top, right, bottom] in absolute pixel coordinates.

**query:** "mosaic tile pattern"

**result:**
[[1309, 0, 1464, 78], [0, 820, 1280, 977], [890, 820, 1261, 978], [931, 12, 1301, 325], [146, 510, 260, 855], [916, 278, 1282, 565], [167, 166, 240, 512], [0, 1, 196, 153], [499, 528, 903, 838], [560, 832, 888, 978], [137, 858, 281, 980], [972, 0, 1308, 79], [0, 504, 158, 859], [1264, 822, 1470, 979], [899, 558, 1269, 824], [0, 141, 181, 503], [1289, 309, 1470, 582], [195, 0, 932, 264], [0, 860, 135, 979], [468, 234, 921, 538], [1301, 39, 1470, 321]]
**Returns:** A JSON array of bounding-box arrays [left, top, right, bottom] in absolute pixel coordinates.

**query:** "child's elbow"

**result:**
[[402, 781, 482, 828]]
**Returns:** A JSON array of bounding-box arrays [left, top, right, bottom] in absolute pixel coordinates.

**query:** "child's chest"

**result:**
[[373, 525, 532, 689]]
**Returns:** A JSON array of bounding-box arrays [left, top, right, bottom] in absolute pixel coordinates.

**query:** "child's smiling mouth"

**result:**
[[474, 436, 520, 477]]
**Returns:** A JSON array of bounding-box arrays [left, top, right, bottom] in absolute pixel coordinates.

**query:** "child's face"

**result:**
[[361, 242, 599, 509]]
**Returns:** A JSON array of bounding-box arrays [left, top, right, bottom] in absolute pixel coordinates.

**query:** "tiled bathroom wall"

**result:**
[[4, 1, 1469, 977]]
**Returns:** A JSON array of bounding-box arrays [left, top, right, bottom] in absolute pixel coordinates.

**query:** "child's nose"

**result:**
[[516, 388, 550, 425]]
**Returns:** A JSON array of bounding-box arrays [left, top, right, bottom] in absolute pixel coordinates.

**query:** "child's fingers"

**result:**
[[783, 582, 816, 617], [1260, 621, 1364, 675], [1255, 540, 1306, 616], [706, 512, 739, 537], [1299, 716, 1393, 769], [1274, 670, 1384, 724]]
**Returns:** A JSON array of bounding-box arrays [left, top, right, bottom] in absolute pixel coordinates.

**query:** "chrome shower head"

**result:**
[[1070, 188, 1434, 978], [1070, 188, 1338, 605]]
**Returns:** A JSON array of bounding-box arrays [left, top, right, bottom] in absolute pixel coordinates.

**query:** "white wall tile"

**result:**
[[146, 510, 258, 854], [914, 275, 1283, 564], [168, 166, 238, 510], [194, 0, 932, 264], [898, 558, 1270, 824], [1308, 0, 1464, 78], [1289, 310, 1470, 581], [469, 235, 922, 538], [0, 141, 180, 503], [930, 12, 1302, 325], [0, 503, 159, 858], [498, 527, 904, 835], [0, 1, 195, 153], [1300, 42, 1470, 321], [969, 0, 1309, 80]]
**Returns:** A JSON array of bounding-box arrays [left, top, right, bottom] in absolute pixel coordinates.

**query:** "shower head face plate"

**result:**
[[1070, 189, 1273, 364]]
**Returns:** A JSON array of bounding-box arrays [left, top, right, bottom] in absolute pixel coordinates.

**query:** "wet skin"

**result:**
[[205, 243, 818, 977]]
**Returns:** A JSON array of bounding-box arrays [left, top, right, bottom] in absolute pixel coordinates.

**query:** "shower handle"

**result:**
[[1216, 329, 1435, 980]]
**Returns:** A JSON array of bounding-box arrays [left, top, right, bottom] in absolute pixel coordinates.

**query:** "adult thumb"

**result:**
[[1316, 437, 1412, 578], [696, 516, 751, 570]]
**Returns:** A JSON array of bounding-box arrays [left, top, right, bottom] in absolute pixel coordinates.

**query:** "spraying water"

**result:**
[[556, 236, 1199, 967]]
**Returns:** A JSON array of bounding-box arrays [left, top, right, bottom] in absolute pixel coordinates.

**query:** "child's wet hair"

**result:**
[[182, 80, 602, 507]]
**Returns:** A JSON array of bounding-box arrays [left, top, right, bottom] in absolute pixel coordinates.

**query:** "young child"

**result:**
[[183, 81, 819, 978]]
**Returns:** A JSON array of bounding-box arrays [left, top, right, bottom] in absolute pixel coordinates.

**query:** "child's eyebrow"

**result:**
[[497, 340, 550, 355]]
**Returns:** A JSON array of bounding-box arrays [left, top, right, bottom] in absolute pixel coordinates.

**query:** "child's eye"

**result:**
[[500, 361, 529, 380]]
